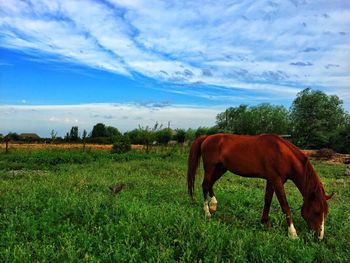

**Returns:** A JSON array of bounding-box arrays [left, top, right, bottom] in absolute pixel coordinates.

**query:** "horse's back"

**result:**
[[201, 134, 303, 179]]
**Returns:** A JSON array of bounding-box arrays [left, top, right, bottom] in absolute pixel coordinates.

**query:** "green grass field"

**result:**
[[1, 147, 349, 262]]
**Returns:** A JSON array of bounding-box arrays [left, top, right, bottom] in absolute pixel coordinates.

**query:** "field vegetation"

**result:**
[[1, 147, 349, 262]]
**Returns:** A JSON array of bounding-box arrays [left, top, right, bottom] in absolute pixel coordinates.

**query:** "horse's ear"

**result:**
[[326, 192, 335, 201]]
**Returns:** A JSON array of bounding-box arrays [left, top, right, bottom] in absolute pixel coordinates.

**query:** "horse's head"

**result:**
[[301, 192, 334, 240]]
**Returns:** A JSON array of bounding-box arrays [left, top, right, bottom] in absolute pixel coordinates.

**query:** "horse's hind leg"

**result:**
[[261, 180, 274, 227], [202, 173, 212, 217], [208, 164, 226, 214]]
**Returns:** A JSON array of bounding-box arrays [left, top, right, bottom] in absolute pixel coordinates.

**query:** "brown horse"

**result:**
[[187, 134, 333, 240]]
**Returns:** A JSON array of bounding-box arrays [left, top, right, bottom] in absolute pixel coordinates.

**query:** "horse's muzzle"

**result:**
[[318, 215, 325, 240]]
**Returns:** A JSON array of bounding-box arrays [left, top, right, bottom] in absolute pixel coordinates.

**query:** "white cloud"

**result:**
[[0, 0, 349, 100]]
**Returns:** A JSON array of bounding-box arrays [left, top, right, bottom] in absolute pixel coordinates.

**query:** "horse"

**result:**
[[187, 134, 334, 240]]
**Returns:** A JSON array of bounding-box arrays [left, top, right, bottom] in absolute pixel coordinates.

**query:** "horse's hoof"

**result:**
[[288, 233, 299, 240], [205, 212, 212, 218], [209, 207, 216, 214]]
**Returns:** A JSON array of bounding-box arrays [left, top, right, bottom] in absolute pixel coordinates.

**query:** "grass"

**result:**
[[0, 148, 349, 262]]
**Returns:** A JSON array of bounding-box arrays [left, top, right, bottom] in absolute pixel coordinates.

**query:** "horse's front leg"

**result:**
[[273, 179, 298, 239], [261, 180, 274, 227]]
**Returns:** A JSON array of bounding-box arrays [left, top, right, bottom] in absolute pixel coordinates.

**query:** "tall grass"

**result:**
[[0, 148, 349, 262]]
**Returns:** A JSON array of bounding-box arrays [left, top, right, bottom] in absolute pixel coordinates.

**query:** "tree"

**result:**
[[69, 126, 79, 142], [91, 123, 108, 138], [195, 127, 210, 138], [185, 128, 196, 142], [5, 132, 20, 141], [50, 129, 57, 144], [248, 104, 290, 135], [64, 132, 70, 142], [106, 126, 122, 143], [206, 126, 219, 135], [329, 124, 350, 153], [106, 126, 121, 137], [174, 129, 186, 144], [216, 105, 251, 134], [156, 128, 173, 144], [216, 104, 290, 135], [3, 132, 19, 153], [289, 88, 348, 149], [82, 129, 87, 141], [137, 123, 159, 153], [82, 129, 87, 151], [89, 123, 122, 144], [124, 129, 143, 145]]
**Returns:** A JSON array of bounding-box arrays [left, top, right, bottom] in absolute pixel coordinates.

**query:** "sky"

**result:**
[[0, 0, 349, 137]]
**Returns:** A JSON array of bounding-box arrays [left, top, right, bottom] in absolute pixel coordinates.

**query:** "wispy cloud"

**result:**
[[0, 0, 349, 101], [290, 62, 313, 66]]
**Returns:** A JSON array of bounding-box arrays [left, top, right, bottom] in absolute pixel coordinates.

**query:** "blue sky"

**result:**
[[0, 0, 349, 136]]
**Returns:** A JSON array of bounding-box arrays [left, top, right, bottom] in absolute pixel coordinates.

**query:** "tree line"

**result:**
[[215, 88, 350, 153], [1, 88, 349, 153]]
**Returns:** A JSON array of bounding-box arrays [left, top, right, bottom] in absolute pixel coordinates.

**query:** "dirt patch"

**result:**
[[302, 150, 350, 165]]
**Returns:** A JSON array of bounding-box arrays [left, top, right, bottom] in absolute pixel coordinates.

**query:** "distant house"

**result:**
[[19, 133, 41, 140]]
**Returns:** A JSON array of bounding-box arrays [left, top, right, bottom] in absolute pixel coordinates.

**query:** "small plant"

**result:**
[[111, 136, 131, 154]]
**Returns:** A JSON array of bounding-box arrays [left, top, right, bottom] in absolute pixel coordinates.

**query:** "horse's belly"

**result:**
[[224, 158, 265, 179], [229, 167, 264, 178]]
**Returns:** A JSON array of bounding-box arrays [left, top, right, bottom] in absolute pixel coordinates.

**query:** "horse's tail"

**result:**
[[187, 135, 207, 199]]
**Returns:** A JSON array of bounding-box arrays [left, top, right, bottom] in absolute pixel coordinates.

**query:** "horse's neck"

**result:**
[[292, 177, 309, 201]]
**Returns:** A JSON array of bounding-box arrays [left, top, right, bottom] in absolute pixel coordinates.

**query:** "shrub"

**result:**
[[174, 129, 186, 144], [156, 128, 172, 145], [111, 136, 131, 154], [195, 127, 210, 138]]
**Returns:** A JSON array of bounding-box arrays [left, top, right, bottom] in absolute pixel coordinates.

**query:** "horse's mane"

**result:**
[[277, 136, 328, 214], [304, 159, 329, 214]]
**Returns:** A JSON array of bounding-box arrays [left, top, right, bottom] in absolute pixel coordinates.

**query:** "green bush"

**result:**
[[174, 129, 186, 144], [329, 125, 350, 153], [156, 128, 172, 144], [111, 136, 131, 154]]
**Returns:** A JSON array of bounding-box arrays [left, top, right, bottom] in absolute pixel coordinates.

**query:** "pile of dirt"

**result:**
[[303, 150, 350, 165]]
